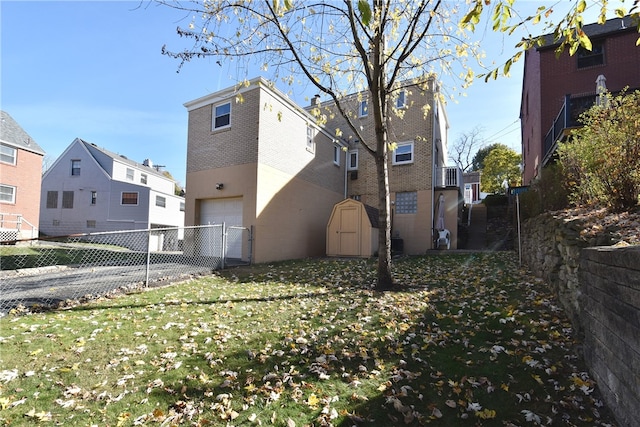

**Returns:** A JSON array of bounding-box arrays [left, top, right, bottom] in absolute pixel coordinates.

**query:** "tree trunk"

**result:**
[[375, 150, 394, 290]]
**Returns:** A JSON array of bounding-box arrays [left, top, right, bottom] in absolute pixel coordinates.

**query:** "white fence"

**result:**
[[0, 224, 252, 314]]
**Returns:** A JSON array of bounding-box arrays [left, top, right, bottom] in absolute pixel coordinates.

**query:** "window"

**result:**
[[140, 173, 147, 185], [395, 192, 417, 214], [86, 220, 96, 228], [393, 141, 414, 165], [306, 125, 315, 152], [359, 100, 368, 117], [126, 168, 134, 181], [91, 191, 97, 205], [155, 195, 166, 208], [347, 150, 358, 171], [121, 192, 138, 205], [62, 191, 74, 209], [213, 102, 231, 129], [0, 184, 16, 203], [0, 144, 16, 165], [333, 144, 341, 166], [46, 191, 58, 208], [396, 90, 406, 109], [180, 201, 185, 212], [577, 43, 604, 68], [71, 159, 81, 176]]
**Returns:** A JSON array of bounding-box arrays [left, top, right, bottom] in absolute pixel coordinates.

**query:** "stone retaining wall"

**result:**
[[521, 213, 639, 427]]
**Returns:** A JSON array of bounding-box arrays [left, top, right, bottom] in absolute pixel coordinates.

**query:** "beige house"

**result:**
[[183, 77, 462, 263]]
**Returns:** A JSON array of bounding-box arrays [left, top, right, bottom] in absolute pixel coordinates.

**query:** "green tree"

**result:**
[[471, 142, 508, 172], [558, 90, 640, 211], [481, 145, 522, 194]]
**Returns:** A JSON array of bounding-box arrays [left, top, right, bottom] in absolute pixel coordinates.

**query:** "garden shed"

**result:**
[[326, 198, 379, 257]]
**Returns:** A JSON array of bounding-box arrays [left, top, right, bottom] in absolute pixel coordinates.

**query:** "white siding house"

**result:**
[[40, 138, 184, 237]]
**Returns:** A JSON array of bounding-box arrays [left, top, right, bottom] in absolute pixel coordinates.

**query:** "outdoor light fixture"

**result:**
[[216, 183, 224, 190]]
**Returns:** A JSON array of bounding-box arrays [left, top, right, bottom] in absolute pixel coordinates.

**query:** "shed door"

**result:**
[[338, 206, 360, 256], [200, 198, 243, 258]]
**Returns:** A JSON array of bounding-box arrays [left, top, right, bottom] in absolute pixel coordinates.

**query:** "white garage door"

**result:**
[[200, 198, 243, 259]]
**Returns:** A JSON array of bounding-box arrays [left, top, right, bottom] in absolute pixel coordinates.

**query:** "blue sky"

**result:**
[[1, 1, 612, 186]]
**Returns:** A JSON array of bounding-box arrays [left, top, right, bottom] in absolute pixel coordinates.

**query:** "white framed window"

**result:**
[[396, 90, 406, 109], [46, 191, 58, 208], [180, 201, 185, 212], [126, 168, 134, 181], [0, 144, 16, 165], [347, 150, 358, 171], [333, 144, 341, 166], [155, 195, 166, 208], [393, 141, 414, 165], [140, 173, 147, 184], [91, 191, 97, 205], [306, 124, 315, 152], [0, 184, 16, 204], [213, 102, 231, 129], [62, 191, 74, 209], [71, 159, 81, 176], [121, 192, 138, 205], [359, 100, 368, 117], [395, 191, 417, 214]]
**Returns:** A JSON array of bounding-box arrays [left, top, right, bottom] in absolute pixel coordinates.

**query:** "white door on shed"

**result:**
[[200, 198, 243, 259]]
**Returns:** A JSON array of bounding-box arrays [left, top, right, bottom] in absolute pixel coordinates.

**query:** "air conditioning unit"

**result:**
[[350, 171, 358, 180]]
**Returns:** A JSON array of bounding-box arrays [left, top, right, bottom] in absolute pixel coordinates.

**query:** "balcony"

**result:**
[[435, 166, 462, 188], [542, 93, 598, 166]]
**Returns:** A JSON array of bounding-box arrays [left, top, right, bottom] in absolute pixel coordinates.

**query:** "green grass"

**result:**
[[0, 253, 616, 426], [0, 244, 135, 270]]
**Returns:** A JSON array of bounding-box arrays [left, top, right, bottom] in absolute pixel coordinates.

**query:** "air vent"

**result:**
[[350, 171, 358, 180]]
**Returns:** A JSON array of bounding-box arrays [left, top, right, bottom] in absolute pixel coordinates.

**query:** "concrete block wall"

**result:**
[[579, 246, 640, 427]]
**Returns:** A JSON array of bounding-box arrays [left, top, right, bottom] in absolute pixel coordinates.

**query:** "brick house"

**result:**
[[520, 16, 640, 185], [0, 111, 45, 240], [183, 77, 461, 263], [40, 138, 184, 238]]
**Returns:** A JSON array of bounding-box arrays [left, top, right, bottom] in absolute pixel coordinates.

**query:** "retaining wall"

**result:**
[[521, 213, 639, 427]]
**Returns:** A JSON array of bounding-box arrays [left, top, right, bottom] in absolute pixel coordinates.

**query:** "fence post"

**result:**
[[221, 222, 226, 270], [145, 229, 151, 287]]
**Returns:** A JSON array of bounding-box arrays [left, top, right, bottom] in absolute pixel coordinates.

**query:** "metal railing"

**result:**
[[0, 213, 38, 241], [435, 166, 462, 188], [0, 224, 252, 314]]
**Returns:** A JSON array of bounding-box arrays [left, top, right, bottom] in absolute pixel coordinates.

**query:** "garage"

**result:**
[[200, 197, 243, 259], [326, 199, 378, 257]]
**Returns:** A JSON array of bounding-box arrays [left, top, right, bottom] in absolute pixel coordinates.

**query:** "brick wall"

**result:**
[[0, 148, 42, 233]]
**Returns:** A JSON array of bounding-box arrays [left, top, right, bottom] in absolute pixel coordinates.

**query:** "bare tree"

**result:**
[[449, 126, 485, 172]]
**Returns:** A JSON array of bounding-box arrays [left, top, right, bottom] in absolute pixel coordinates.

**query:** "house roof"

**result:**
[[537, 16, 637, 50], [77, 138, 176, 182], [0, 110, 46, 155]]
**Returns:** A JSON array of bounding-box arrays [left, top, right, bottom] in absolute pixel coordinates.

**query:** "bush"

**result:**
[[558, 90, 640, 212], [519, 163, 569, 220]]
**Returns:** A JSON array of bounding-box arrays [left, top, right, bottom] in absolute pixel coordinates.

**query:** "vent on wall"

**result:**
[[350, 171, 358, 180]]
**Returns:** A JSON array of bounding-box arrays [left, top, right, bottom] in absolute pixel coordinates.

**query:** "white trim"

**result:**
[[212, 101, 232, 130], [347, 149, 358, 171], [0, 184, 16, 204], [392, 141, 414, 165], [333, 144, 341, 166], [0, 144, 17, 165], [121, 191, 139, 206]]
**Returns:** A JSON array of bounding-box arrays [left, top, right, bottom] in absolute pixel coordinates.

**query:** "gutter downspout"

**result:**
[[430, 90, 437, 250]]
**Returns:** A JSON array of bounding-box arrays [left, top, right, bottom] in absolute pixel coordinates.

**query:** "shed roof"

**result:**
[[0, 110, 46, 155]]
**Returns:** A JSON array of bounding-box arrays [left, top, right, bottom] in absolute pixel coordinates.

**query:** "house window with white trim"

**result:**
[[396, 90, 406, 109], [121, 192, 138, 205], [213, 102, 231, 129], [0, 184, 16, 204], [393, 141, 414, 165], [306, 124, 315, 152], [126, 168, 134, 181], [91, 191, 97, 205], [333, 144, 341, 166], [140, 173, 147, 185], [395, 192, 417, 214], [359, 100, 368, 117], [347, 150, 358, 170], [71, 159, 81, 176], [0, 144, 16, 165], [155, 195, 166, 208], [180, 202, 185, 212]]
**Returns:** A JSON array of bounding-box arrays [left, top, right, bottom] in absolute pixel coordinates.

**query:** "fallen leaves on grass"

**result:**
[[0, 253, 618, 426]]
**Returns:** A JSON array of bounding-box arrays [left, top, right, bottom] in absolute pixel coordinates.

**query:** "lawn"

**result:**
[[0, 253, 616, 426]]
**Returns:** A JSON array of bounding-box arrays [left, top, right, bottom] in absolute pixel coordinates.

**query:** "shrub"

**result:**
[[519, 163, 569, 219], [558, 90, 640, 212]]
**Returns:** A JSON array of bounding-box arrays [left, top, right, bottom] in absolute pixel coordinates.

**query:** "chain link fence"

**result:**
[[0, 224, 252, 315]]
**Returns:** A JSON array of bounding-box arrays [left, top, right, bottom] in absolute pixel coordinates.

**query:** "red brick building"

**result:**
[[520, 16, 640, 185], [0, 111, 45, 240]]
